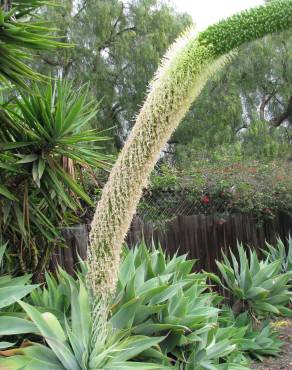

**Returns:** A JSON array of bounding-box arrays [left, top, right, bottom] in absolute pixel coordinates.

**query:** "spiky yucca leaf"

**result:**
[[0, 81, 111, 272], [0, 1, 67, 88]]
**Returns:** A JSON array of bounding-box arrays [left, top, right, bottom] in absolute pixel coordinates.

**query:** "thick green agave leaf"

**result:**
[[214, 243, 292, 318]]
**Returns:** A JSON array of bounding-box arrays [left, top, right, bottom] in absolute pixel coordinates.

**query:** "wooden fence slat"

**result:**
[[52, 213, 292, 276]]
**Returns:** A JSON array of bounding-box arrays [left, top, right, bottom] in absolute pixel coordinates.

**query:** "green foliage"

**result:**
[[183, 328, 249, 370], [28, 258, 87, 320], [0, 242, 38, 350], [33, 0, 192, 152], [0, 277, 167, 370], [29, 269, 74, 320], [242, 121, 290, 160], [263, 236, 292, 273], [173, 27, 292, 167], [213, 243, 292, 318], [141, 161, 292, 224], [0, 81, 111, 273], [198, 0, 292, 57], [1, 242, 291, 368], [239, 321, 283, 361], [220, 309, 283, 362], [111, 242, 249, 368], [0, 243, 36, 310], [0, 0, 66, 88]]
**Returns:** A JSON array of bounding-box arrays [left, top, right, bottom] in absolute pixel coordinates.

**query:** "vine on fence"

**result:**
[[138, 161, 292, 226]]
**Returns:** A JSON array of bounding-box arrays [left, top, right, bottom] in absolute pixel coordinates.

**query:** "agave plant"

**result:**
[[87, 0, 292, 297], [219, 308, 283, 363], [183, 325, 250, 370], [0, 81, 111, 272], [212, 243, 292, 318], [111, 242, 249, 368], [29, 268, 74, 321], [263, 236, 292, 274], [28, 258, 87, 321], [0, 242, 36, 309], [0, 277, 169, 370], [0, 242, 38, 350], [236, 315, 283, 362], [0, 0, 66, 88]]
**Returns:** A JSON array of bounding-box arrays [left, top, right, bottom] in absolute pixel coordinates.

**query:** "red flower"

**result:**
[[202, 195, 210, 204]]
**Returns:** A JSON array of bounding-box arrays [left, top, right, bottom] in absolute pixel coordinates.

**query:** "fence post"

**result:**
[[50, 224, 88, 275]]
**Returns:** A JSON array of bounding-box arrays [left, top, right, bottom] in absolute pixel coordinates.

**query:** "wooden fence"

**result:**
[[127, 212, 292, 274], [50, 224, 88, 274], [52, 212, 292, 275]]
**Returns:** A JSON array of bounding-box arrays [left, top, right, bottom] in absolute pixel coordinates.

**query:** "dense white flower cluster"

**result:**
[[87, 0, 292, 297]]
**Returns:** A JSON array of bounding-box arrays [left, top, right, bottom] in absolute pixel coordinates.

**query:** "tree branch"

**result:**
[[259, 92, 274, 121], [41, 56, 60, 66], [73, 0, 87, 19], [98, 27, 136, 52], [270, 95, 292, 127]]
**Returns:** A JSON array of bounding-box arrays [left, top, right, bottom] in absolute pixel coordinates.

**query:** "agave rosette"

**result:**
[[214, 244, 292, 317]]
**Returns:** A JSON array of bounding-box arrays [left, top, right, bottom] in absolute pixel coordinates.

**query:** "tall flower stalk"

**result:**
[[88, 0, 292, 296]]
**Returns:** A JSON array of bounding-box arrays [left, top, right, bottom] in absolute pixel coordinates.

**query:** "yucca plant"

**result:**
[[0, 0, 66, 88], [0, 277, 169, 370], [263, 236, 292, 274], [0, 81, 111, 273], [212, 243, 292, 318], [111, 242, 249, 368]]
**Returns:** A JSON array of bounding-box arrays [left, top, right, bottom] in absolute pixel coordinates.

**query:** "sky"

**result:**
[[168, 0, 264, 30]]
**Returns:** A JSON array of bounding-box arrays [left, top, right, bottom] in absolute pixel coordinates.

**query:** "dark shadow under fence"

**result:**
[[51, 212, 292, 279]]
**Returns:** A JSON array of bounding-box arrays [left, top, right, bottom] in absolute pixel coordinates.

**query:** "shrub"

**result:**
[[0, 0, 65, 88], [2, 241, 291, 368], [140, 160, 292, 224]]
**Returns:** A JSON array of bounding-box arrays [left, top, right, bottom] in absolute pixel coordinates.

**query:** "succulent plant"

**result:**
[[87, 0, 292, 296]]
